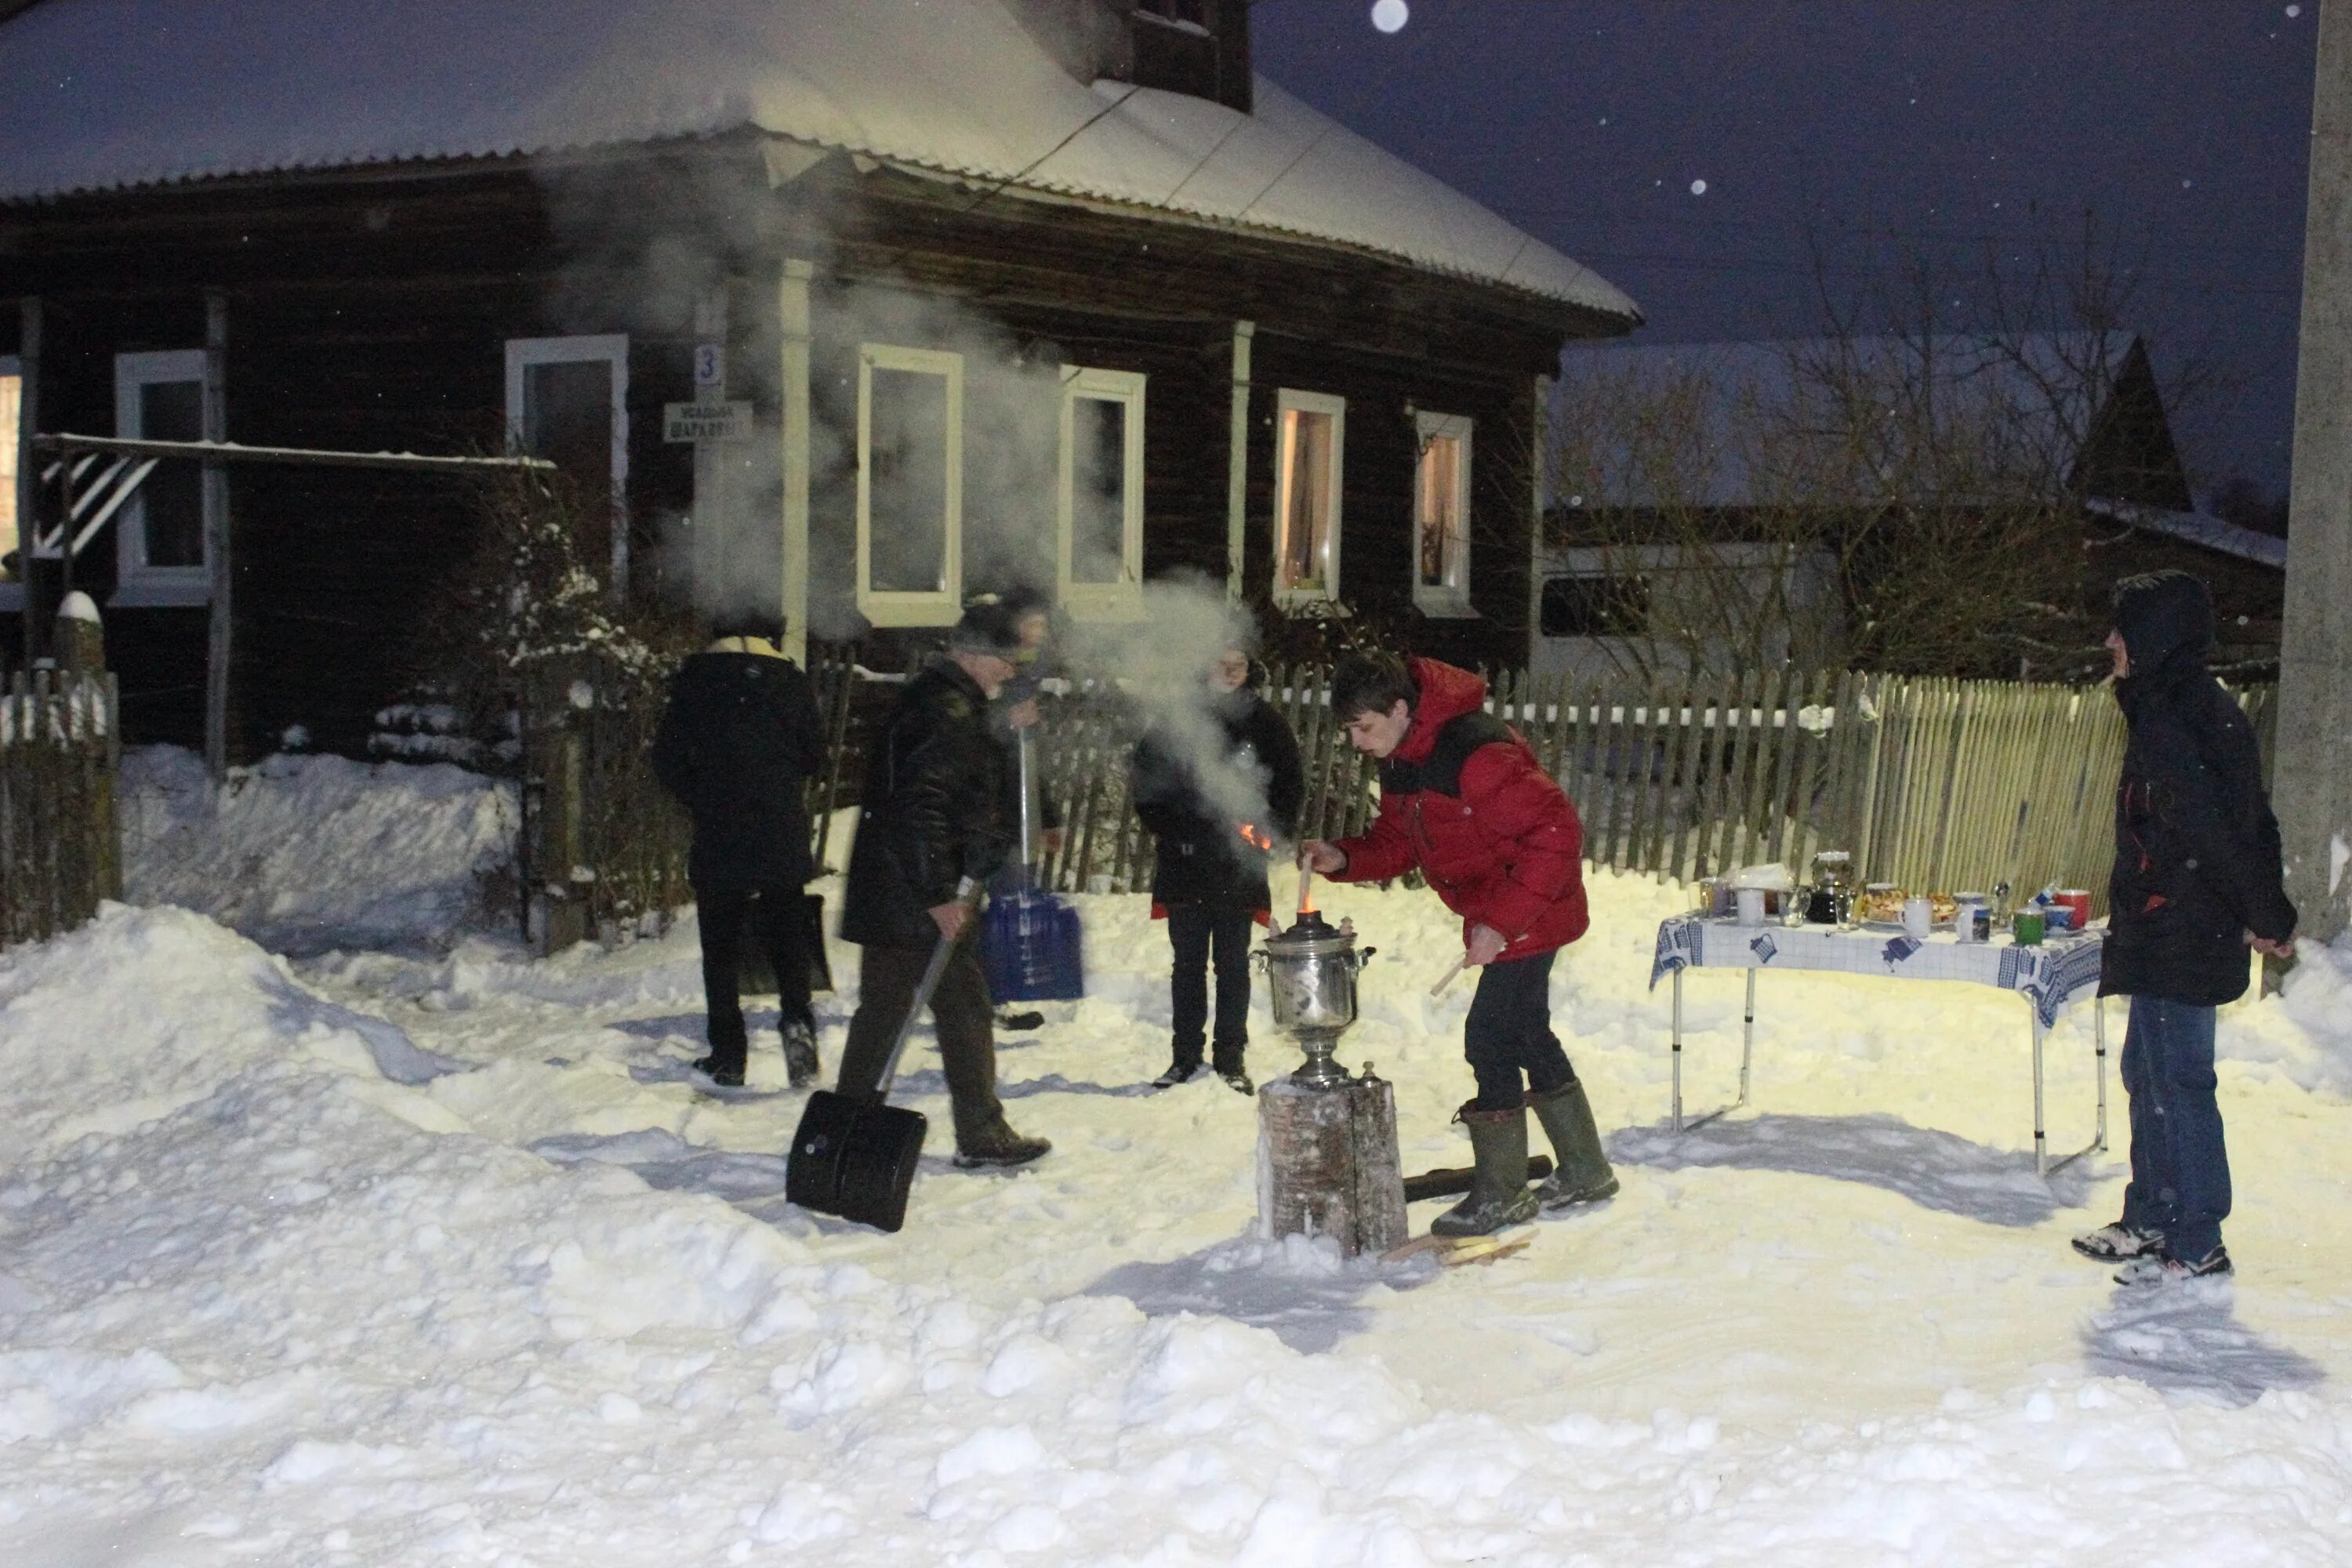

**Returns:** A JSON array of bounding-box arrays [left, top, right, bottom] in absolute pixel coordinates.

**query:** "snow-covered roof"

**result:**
[[1552, 332, 2140, 510], [2082, 496, 2288, 569], [0, 0, 1638, 322]]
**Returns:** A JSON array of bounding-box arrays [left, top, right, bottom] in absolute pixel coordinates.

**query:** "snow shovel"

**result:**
[[786, 882, 976, 1232], [982, 728, 1084, 1002]]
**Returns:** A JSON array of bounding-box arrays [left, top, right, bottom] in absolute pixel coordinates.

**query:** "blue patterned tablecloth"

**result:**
[[1649, 916, 2106, 1029]]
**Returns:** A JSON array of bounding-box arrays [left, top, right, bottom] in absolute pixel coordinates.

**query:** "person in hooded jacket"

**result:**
[[1129, 634, 1304, 1094], [2071, 570, 2296, 1284], [834, 600, 1051, 1168], [650, 608, 826, 1089], [1301, 653, 1617, 1236]]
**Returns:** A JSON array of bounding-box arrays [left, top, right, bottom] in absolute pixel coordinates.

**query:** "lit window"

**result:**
[[1414, 411, 1474, 617], [113, 348, 212, 605], [1058, 367, 1145, 620], [505, 334, 630, 591], [0, 359, 18, 586], [857, 343, 964, 626], [1274, 390, 1345, 604]]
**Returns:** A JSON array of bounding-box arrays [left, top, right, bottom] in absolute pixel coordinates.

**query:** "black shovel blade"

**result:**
[[786, 1089, 928, 1233]]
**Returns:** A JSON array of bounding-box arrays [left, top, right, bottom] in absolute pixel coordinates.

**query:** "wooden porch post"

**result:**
[[1225, 319, 1254, 601], [203, 290, 232, 777], [16, 296, 40, 672], [779, 258, 814, 666]]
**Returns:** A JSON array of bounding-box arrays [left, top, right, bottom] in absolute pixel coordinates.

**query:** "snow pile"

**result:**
[[6, 833, 2352, 1560], [2220, 927, 2352, 1094], [122, 746, 516, 954]]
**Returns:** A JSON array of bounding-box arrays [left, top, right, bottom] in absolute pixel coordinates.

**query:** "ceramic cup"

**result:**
[[2013, 910, 2045, 946], [1953, 898, 1986, 944]]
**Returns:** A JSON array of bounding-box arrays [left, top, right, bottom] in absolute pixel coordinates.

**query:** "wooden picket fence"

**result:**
[[1029, 665, 2278, 915], [0, 670, 122, 948]]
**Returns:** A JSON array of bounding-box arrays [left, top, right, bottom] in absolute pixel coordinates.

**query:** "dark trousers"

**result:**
[[2118, 994, 2231, 1260], [836, 935, 1005, 1142], [1464, 948, 1576, 1111], [1167, 902, 1255, 1069], [697, 883, 814, 1076]]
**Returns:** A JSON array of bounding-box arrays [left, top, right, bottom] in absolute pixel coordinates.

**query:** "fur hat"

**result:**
[[948, 598, 1025, 659]]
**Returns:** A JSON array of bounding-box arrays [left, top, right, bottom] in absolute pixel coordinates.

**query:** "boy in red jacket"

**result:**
[[1301, 654, 1617, 1236]]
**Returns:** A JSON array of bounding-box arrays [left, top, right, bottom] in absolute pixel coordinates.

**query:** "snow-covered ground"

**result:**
[[8, 750, 2352, 1564]]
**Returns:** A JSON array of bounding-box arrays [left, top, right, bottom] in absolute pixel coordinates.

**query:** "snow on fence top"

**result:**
[[0, 0, 1639, 322]]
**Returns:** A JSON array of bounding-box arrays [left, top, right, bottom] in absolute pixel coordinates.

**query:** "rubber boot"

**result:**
[[1429, 1103, 1541, 1236], [781, 1019, 820, 1090], [1528, 1080, 1619, 1213]]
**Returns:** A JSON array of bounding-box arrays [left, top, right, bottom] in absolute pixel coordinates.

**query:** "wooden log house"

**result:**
[[0, 0, 1639, 757]]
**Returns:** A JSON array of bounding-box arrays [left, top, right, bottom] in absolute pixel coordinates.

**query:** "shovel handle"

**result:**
[[1428, 955, 1466, 996], [875, 877, 980, 1099]]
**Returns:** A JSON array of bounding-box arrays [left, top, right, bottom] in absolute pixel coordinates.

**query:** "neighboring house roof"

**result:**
[[1552, 332, 2141, 510], [2082, 497, 2288, 570], [0, 0, 1638, 322]]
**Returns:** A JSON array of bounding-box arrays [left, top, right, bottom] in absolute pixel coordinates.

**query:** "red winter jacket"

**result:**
[[1330, 659, 1588, 961]]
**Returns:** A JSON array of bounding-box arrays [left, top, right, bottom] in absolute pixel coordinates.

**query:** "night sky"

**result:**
[[1251, 0, 2319, 503]]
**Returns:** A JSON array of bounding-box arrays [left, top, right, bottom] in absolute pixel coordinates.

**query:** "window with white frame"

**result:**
[[505, 334, 629, 585], [114, 349, 210, 605], [1, 356, 20, 593], [1413, 410, 1475, 616], [857, 343, 963, 626], [1058, 367, 1145, 619], [1273, 389, 1344, 604]]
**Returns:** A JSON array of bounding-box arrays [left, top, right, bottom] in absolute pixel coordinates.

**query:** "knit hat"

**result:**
[[948, 598, 1025, 659]]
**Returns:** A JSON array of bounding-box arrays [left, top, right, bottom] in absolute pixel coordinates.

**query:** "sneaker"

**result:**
[[1217, 1069, 1255, 1096], [691, 1054, 745, 1089], [780, 1020, 819, 1089], [2071, 1222, 2163, 1263], [1152, 1061, 1206, 1090], [996, 1008, 1046, 1033], [2116, 1244, 2233, 1287]]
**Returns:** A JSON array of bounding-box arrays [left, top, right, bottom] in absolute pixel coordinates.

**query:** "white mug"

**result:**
[[1736, 887, 1768, 927], [1901, 896, 1933, 939], [1953, 899, 1984, 943]]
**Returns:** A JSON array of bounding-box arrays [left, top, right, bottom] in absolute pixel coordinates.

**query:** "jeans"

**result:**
[[1464, 949, 1577, 1111], [696, 883, 815, 1076], [1167, 902, 1255, 1070], [836, 934, 1006, 1144], [2118, 994, 2231, 1260]]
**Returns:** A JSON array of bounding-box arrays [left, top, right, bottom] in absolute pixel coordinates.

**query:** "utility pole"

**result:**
[[2275, 0, 2352, 944]]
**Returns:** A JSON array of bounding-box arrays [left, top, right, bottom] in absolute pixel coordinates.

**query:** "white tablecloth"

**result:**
[[1649, 916, 2106, 1029]]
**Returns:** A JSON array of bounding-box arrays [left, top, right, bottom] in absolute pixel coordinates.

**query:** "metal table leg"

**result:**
[[2032, 1012, 2048, 1178], [1740, 967, 1756, 1108], [1671, 966, 1685, 1133]]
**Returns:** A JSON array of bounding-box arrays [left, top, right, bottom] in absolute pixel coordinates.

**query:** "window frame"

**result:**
[[112, 347, 212, 606], [855, 343, 964, 627], [1057, 365, 1146, 622], [1272, 388, 1346, 608], [0, 354, 20, 609], [503, 332, 630, 588], [1412, 409, 1476, 619]]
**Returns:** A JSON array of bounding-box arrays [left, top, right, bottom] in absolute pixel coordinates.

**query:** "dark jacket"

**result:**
[[840, 657, 1015, 947], [649, 648, 824, 891], [1331, 658, 1588, 962], [1129, 677, 1305, 909], [2100, 572, 2296, 1006]]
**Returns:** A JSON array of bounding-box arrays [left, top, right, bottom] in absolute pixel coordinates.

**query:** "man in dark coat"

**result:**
[[834, 601, 1051, 1167], [650, 608, 826, 1088], [1301, 653, 1617, 1236], [1129, 636, 1304, 1093], [2074, 569, 2296, 1283]]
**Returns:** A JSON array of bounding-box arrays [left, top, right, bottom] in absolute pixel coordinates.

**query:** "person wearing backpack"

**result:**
[[1300, 652, 1617, 1236]]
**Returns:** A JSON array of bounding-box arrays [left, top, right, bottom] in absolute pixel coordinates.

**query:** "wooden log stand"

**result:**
[[1254, 1072, 1409, 1259]]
